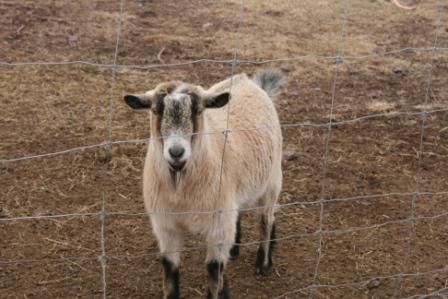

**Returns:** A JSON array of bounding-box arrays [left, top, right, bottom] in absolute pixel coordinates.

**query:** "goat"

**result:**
[[123, 70, 284, 299]]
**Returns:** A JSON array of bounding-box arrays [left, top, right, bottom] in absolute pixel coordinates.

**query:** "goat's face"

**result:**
[[124, 82, 230, 172]]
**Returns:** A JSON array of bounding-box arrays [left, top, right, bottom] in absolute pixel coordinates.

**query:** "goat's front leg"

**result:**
[[152, 218, 184, 299], [205, 211, 237, 299]]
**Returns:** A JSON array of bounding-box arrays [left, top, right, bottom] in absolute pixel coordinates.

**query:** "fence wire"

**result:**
[[1, 0, 447, 298], [312, 0, 350, 295], [0, 47, 447, 69], [2, 106, 448, 164], [99, 195, 107, 299], [101, 0, 124, 297], [2, 206, 448, 265], [396, 2, 445, 297], [1, 190, 447, 221], [403, 287, 448, 299], [2, 206, 448, 299], [213, 0, 245, 296], [274, 265, 448, 299]]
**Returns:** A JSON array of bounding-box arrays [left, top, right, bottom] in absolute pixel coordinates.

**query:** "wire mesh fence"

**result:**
[[1, 0, 447, 298]]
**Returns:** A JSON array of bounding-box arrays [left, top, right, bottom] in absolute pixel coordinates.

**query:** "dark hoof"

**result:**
[[256, 264, 272, 276], [229, 245, 239, 260], [207, 278, 230, 299], [255, 244, 273, 276]]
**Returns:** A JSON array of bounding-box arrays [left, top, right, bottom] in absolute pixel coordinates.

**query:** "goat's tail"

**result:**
[[253, 70, 284, 100]]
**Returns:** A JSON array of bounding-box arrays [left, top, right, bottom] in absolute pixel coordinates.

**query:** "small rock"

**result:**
[[264, 10, 283, 17], [367, 279, 381, 289], [68, 33, 78, 44], [202, 23, 213, 30], [96, 149, 111, 164], [281, 64, 296, 73], [392, 65, 408, 76], [372, 47, 383, 54], [282, 149, 298, 161], [289, 89, 299, 96]]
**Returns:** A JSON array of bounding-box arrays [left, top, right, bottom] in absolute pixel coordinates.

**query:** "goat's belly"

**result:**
[[173, 214, 213, 235], [237, 185, 268, 210]]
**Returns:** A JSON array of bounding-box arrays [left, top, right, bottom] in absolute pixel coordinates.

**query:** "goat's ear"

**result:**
[[124, 94, 152, 110], [204, 92, 230, 109]]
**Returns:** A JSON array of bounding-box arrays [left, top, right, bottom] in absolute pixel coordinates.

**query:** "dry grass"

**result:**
[[1, 0, 448, 298]]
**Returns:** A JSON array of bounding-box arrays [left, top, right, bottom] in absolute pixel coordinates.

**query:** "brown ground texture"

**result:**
[[1, 0, 448, 298]]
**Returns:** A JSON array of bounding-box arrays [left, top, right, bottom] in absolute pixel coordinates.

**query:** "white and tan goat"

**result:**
[[124, 70, 284, 299]]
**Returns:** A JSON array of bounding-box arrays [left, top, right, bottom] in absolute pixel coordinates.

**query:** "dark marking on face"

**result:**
[[159, 91, 194, 138], [162, 256, 180, 299], [190, 94, 200, 134], [170, 100, 182, 126], [154, 97, 165, 133]]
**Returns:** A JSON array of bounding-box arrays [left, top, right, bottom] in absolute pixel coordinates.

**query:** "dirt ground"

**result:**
[[1, 0, 448, 298]]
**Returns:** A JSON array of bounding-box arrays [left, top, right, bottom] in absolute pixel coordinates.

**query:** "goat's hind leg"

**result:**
[[256, 207, 276, 276], [256, 185, 280, 276], [229, 213, 241, 260]]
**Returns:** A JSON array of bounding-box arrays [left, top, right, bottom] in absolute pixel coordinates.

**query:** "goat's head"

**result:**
[[124, 82, 230, 172]]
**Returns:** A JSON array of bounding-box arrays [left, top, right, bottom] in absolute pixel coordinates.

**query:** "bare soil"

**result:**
[[1, 0, 448, 298]]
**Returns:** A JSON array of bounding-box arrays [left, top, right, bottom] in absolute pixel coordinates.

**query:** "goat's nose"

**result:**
[[169, 146, 185, 159]]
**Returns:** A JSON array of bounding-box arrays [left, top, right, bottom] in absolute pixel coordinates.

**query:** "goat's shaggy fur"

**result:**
[[124, 70, 284, 299]]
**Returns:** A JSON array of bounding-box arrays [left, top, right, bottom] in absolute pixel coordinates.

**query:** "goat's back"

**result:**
[[206, 74, 283, 208]]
